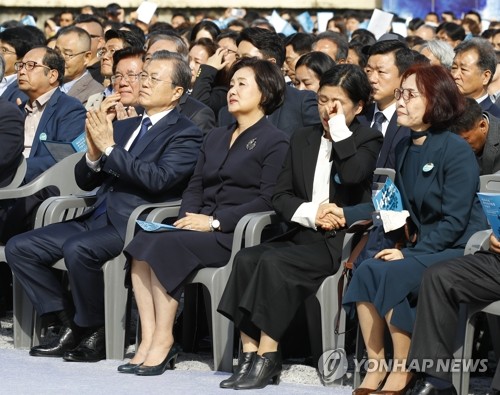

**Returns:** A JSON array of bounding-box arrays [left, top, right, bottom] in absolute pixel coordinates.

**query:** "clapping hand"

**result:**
[[85, 110, 115, 160]]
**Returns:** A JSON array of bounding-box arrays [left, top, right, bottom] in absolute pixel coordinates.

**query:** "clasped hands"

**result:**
[[174, 212, 211, 232], [316, 203, 346, 231], [85, 109, 116, 161]]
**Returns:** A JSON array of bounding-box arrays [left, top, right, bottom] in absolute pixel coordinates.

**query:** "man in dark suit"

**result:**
[[406, 232, 500, 395], [217, 27, 319, 135], [144, 33, 216, 134], [357, 39, 414, 170], [451, 97, 500, 175], [452, 38, 500, 118], [5, 51, 203, 362], [0, 26, 33, 104], [55, 27, 104, 106]]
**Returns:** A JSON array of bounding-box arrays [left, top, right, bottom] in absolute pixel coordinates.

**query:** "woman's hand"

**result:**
[[375, 249, 404, 261], [205, 47, 230, 71], [173, 212, 211, 232]]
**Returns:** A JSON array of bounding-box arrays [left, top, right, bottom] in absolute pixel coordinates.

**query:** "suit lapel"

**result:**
[[129, 109, 180, 155], [31, 89, 60, 154], [301, 127, 322, 201], [482, 115, 500, 174]]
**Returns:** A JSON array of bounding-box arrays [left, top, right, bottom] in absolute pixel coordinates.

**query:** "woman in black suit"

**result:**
[[217, 64, 384, 390], [332, 65, 488, 395], [119, 57, 289, 376]]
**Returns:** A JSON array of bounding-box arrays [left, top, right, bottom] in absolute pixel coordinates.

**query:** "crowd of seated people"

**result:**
[[1, 5, 500, 394]]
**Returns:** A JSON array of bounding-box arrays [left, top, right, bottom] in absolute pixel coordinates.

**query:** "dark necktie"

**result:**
[[372, 111, 386, 133], [129, 117, 152, 151]]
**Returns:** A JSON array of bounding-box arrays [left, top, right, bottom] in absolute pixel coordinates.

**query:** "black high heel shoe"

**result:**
[[117, 362, 142, 373], [135, 344, 181, 376], [234, 351, 282, 390], [219, 352, 256, 389]]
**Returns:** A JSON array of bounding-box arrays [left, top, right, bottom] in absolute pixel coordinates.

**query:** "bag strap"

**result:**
[[334, 220, 372, 334]]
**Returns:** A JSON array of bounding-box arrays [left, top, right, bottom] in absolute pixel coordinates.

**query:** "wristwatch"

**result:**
[[209, 216, 221, 232]]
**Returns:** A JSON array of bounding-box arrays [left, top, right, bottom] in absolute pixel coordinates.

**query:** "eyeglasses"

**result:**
[[394, 88, 421, 102], [111, 73, 141, 84], [55, 49, 88, 61], [14, 61, 51, 72], [1, 47, 16, 56], [97, 47, 118, 58], [139, 72, 174, 87]]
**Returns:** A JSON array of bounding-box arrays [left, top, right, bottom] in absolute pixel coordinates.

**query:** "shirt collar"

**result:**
[[25, 87, 58, 113]]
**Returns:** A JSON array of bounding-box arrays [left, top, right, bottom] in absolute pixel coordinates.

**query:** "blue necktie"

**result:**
[[129, 117, 151, 151], [372, 111, 386, 133]]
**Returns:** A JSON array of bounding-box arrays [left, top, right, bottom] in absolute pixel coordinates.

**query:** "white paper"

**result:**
[[380, 210, 410, 233], [136, 1, 158, 24], [317, 12, 334, 33], [392, 22, 407, 37], [267, 10, 287, 33], [367, 9, 394, 39]]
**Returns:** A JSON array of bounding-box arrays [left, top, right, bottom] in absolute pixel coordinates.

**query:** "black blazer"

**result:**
[[481, 112, 500, 175], [218, 85, 320, 136], [75, 108, 203, 240], [272, 120, 383, 255], [0, 98, 24, 187], [480, 97, 500, 118], [179, 117, 289, 249], [177, 93, 216, 135], [357, 103, 411, 170]]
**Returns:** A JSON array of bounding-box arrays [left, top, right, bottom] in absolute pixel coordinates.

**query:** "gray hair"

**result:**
[[149, 50, 191, 92], [420, 39, 455, 69], [454, 37, 497, 84], [146, 33, 189, 61]]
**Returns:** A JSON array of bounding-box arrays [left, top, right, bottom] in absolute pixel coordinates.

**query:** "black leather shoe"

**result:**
[[486, 389, 500, 395], [220, 352, 256, 389], [234, 351, 282, 390], [408, 378, 457, 395], [63, 326, 106, 362], [29, 326, 81, 357], [135, 343, 181, 376], [117, 362, 142, 373]]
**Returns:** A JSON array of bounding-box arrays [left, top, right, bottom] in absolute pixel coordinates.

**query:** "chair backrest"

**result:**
[[0, 157, 27, 190], [480, 173, 500, 193], [0, 152, 86, 200]]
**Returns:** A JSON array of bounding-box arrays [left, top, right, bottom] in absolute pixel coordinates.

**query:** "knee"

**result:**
[[5, 233, 34, 265]]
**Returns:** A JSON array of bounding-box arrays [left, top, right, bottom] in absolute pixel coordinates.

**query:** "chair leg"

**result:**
[[103, 260, 128, 360], [353, 325, 365, 389], [460, 312, 477, 395], [208, 287, 234, 372], [12, 276, 35, 349]]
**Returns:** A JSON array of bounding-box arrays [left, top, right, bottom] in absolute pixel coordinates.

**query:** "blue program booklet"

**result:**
[[477, 193, 500, 238], [372, 178, 403, 212], [43, 132, 87, 162], [136, 220, 192, 232]]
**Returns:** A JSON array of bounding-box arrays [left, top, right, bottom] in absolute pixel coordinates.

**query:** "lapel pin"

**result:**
[[246, 138, 257, 150], [422, 163, 434, 172], [40, 132, 47, 141]]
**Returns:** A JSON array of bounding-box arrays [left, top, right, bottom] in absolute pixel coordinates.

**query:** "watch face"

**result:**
[[213, 219, 220, 229]]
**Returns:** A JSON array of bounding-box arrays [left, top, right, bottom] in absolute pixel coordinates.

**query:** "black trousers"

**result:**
[[217, 234, 342, 342], [408, 251, 500, 385], [5, 214, 124, 327]]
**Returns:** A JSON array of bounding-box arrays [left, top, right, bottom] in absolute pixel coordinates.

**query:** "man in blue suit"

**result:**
[[17, 47, 87, 182], [6, 51, 203, 362], [217, 27, 320, 136], [357, 39, 413, 171]]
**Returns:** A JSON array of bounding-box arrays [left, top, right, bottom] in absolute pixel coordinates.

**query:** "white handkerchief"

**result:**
[[380, 210, 410, 232]]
